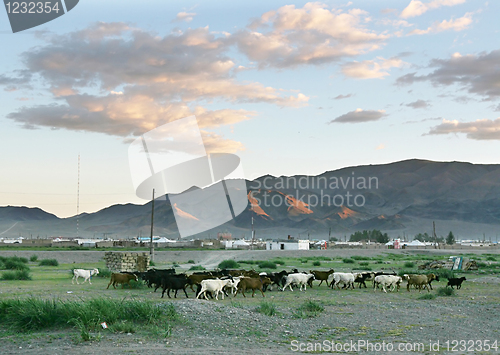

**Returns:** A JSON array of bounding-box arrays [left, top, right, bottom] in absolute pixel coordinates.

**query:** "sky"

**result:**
[[0, 0, 499, 218]]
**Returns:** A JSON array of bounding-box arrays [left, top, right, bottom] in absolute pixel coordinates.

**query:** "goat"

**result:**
[[282, 273, 315, 291], [235, 277, 271, 297], [72, 268, 99, 285], [403, 274, 431, 292], [446, 277, 466, 289], [106, 273, 138, 289], [329, 273, 357, 290], [160, 274, 190, 298], [373, 275, 402, 293], [197, 279, 234, 300], [310, 269, 334, 287]]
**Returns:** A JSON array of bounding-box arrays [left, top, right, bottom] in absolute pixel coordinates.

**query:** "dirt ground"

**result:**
[[1, 248, 500, 354]]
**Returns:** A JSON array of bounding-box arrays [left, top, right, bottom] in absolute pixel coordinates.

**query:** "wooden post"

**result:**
[[150, 189, 155, 262]]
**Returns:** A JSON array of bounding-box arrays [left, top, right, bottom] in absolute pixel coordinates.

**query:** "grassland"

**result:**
[[0, 249, 499, 354]]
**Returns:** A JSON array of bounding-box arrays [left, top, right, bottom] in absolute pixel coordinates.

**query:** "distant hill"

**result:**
[[2, 159, 500, 240]]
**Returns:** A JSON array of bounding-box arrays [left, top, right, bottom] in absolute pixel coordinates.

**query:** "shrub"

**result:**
[[356, 266, 372, 271], [239, 260, 256, 265], [312, 261, 321, 267], [418, 293, 436, 300], [351, 256, 371, 261], [218, 259, 240, 269], [432, 269, 455, 280], [437, 287, 455, 297], [294, 300, 324, 318], [96, 269, 112, 278], [486, 256, 496, 261], [187, 260, 195, 264], [29, 255, 38, 262], [1, 270, 32, 280], [255, 301, 278, 316], [4, 259, 30, 271], [404, 262, 415, 268], [300, 259, 308, 264], [342, 258, 355, 264], [149, 261, 156, 266], [258, 261, 277, 269], [39, 259, 59, 266], [359, 262, 370, 266], [189, 265, 206, 271], [272, 259, 286, 265]]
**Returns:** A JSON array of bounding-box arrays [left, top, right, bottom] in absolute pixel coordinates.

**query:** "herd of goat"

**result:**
[[72, 267, 468, 300]]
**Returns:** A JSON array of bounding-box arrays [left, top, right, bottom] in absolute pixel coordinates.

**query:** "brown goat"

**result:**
[[107, 273, 138, 289], [310, 269, 335, 287]]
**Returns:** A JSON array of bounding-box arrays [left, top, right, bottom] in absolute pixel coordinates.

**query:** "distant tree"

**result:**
[[349, 229, 388, 243], [446, 231, 455, 245], [329, 237, 338, 242], [414, 232, 431, 242]]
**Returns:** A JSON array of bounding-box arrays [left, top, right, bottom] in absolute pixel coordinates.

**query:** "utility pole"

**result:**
[[76, 154, 80, 239], [251, 216, 255, 250], [150, 189, 155, 262], [433, 221, 439, 249]]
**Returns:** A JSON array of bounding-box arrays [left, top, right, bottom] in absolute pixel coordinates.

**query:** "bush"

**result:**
[[96, 269, 112, 278], [486, 256, 496, 261], [437, 287, 455, 297], [258, 261, 277, 269], [293, 300, 324, 318], [39, 259, 59, 266], [272, 259, 286, 265], [218, 260, 240, 269], [312, 261, 321, 267], [29, 255, 38, 262], [189, 265, 206, 271], [255, 301, 278, 316], [404, 262, 415, 268], [432, 269, 455, 280], [351, 256, 371, 261], [418, 293, 436, 300], [1, 270, 32, 280], [342, 258, 355, 264], [239, 260, 256, 265], [359, 262, 369, 266], [4, 259, 30, 271], [187, 260, 195, 264]]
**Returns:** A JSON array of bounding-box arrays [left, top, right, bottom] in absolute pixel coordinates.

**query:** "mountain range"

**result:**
[[1, 159, 500, 241]]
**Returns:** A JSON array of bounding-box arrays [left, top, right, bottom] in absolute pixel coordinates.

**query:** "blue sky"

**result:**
[[0, 0, 499, 218]]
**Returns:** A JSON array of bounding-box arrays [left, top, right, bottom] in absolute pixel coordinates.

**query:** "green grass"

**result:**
[[188, 265, 206, 271], [293, 300, 324, 318], [418, 293, 436, 300], [218, 259, 240, 269], [258, 261, 277, 269], [0, 297, 177, 341], [1, 270, 32, 280], [39, 259, 59, 266], [255, 301, 278, 316], [436, 287, 455, 297]]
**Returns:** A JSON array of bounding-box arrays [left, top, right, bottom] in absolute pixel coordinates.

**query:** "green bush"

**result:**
[[39, 259, 59, 266], [258, 261, 277, 269], [351, 256, 371, 261], [486, 256, 496, 261], [29, 255, 38, 262], [187, 260, 195, 264], [437, 287, 455, 297], [96, 269, 112, 278], [255, 301, 278, 316], [342, 258, 355, 264], [359, 261, 370, 266], [293, 300, 324, 318], [356, 266, 372, 271], [404, 262, 415, 268], [1, 270, 32, 280], [189, 265, 206, 271], [312, 261, 321, 267], [239, 260, 256, 265], [418, 293, 436, 300], [432, 269, 455, 280], [218, 259, 240, 269], [272, 259, 286, 265], [4, 259, 30, 271]]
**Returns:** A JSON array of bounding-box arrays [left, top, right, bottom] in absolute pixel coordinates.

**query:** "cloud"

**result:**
[[174, 12, 197, 23], [396, 50, 500, 100], [333, 94, 353, 100], [0, 22, 308, 149], [401, 0, 466, 19], [407, 13, 472, 35], [427, 118, 500, 140], [406, 99, 430, 109], [376, 144, 385, 150], [341, 57, 405, 79], [329, 108, 387, 124], [404, 117, 441, 124], [234, 2, 388, 68]]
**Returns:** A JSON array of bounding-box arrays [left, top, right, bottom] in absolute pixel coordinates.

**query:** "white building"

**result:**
[[265, 240, 310, 250]]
